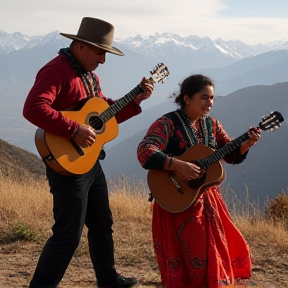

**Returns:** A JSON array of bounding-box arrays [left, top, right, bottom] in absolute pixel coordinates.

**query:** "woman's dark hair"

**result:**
[[175, 74, 214, 109]]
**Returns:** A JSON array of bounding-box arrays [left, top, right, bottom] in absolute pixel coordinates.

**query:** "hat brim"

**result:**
[[59, 33, 124, 56]]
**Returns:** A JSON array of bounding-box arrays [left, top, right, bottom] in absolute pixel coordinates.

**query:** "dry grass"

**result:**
[[1, 172, 288, 287], [108, 176, 155, 264], [0, 170, 52, 242], [222, 187, 288, 252], [1, 170, 288, 255]]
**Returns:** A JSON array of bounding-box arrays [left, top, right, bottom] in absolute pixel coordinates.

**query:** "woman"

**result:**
[[137, 74, 261, 288]]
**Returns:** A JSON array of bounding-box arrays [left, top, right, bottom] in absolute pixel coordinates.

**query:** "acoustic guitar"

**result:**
[[147, 111, 284, 213], [35, 63, 169, 175]]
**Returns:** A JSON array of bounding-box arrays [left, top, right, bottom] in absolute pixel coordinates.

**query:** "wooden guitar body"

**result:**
[[35, 97, 118, 175], [147, 144, 226, 213]]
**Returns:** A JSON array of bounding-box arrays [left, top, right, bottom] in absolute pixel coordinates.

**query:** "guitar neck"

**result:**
[[99, 84, 146, 123], [199, 132, 250, 170]]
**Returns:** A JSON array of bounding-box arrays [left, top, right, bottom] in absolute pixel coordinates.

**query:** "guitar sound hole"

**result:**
[[188, 173, 207, 189], [187, 160, 207, 189], [89, 116, 104, 131]]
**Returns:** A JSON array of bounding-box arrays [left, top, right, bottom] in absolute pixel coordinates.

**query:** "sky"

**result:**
[[0, 0, 288, 45]]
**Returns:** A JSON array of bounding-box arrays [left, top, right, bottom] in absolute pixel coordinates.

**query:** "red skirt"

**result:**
[[152, 186, 251, 288]]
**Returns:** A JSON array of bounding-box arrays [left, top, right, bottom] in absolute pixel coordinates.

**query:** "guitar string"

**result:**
[[89, 65, 169, 126], [174, 111, 251, 170], [89, 86, 143, 128], [89, 67, 168, 127], [201, 133, 249, 169]]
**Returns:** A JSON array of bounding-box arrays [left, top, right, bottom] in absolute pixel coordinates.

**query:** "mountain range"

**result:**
[[0, 29, 287, 153], [0, 29, 288, 204]]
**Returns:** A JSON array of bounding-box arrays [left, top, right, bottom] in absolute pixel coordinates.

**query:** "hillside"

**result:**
[[0, 138, 45, 180]]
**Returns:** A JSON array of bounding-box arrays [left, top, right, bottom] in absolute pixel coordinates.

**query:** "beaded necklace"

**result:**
[[176, 110, 214, 147], [59, 47, 99, 98]]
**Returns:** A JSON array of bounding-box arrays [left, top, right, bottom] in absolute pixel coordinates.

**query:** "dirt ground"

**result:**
[[0, 242, 160, 288], [0, 242, 286, 288]]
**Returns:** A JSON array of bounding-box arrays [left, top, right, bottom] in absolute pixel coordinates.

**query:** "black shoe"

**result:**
[[98, 274, 138, 288], [113, 274, 138, 287]]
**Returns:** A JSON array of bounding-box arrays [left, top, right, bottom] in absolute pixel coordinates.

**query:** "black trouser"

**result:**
[[29, 161, 118, 288]]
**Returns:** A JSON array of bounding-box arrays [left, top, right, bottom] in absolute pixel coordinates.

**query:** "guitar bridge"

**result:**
[[169, 173, 184, 195]]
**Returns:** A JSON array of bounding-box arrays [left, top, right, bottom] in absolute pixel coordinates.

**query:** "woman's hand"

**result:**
[[246, 126, 262, 148], [239, 126, 262, 154], [167, 157, 202, 181], [134, 77, 154, 104]]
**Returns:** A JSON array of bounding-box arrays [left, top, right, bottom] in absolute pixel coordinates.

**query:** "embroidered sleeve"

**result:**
[[214, 119, 248, 164], [137, 116, 174, 170]]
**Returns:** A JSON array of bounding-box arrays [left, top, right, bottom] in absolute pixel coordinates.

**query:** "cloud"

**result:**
[[0, 0, 287, 44]]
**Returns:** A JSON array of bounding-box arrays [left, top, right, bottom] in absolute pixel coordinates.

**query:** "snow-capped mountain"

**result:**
[[121, 32, 287, 60], [1, 30, 287, 60], [0, 30, 31, 53], [0, 30, 68, 54]]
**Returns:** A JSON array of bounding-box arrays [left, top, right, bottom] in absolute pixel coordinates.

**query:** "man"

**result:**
[[23, 17, 153, 288]]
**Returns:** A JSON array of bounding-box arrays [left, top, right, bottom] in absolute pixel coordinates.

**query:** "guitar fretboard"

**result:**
[[199, 132, 250, 170], [99, 85, 144, 123]]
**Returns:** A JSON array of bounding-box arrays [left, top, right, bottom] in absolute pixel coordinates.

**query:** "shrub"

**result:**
[[265, 191, 288, 229], [0, 222, 37, 243]]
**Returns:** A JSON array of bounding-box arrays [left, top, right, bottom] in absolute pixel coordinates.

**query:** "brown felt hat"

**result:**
[[60, 17, 124, 56]]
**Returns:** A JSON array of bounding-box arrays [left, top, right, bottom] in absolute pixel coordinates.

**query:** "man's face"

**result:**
[[76, 42, 107, 71]]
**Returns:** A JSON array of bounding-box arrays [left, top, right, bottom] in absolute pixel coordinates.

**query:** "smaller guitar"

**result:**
[[147, 111, 284, 213], [35, 63, 169, 175]]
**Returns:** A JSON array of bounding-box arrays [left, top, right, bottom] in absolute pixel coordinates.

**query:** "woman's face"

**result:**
[[184, 85, 214, 119]]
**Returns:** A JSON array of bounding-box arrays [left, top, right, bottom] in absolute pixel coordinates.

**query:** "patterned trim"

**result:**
[[174, 111, 198, 145], [177, 216, 207, 269], [174, 110, 214, 147], [59, 47, 99, 98]]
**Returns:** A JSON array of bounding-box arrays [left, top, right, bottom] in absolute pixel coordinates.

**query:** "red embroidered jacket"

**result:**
[[23, 54, 141, 139]]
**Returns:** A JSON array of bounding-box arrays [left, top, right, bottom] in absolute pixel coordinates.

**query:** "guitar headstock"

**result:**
[[149, 63, 169, 84], [259, 111, 284, 131]]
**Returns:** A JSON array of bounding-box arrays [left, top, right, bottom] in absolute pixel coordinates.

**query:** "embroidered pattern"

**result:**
[[154, 241, 164, 258], [177, 216, 207, 269], [59, 47, 100, 98], [168, 258, 181, 270]]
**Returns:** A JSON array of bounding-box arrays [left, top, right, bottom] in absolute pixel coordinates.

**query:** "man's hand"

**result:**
[[134, 77, 154, 105], [72, 124, 96, 148]]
